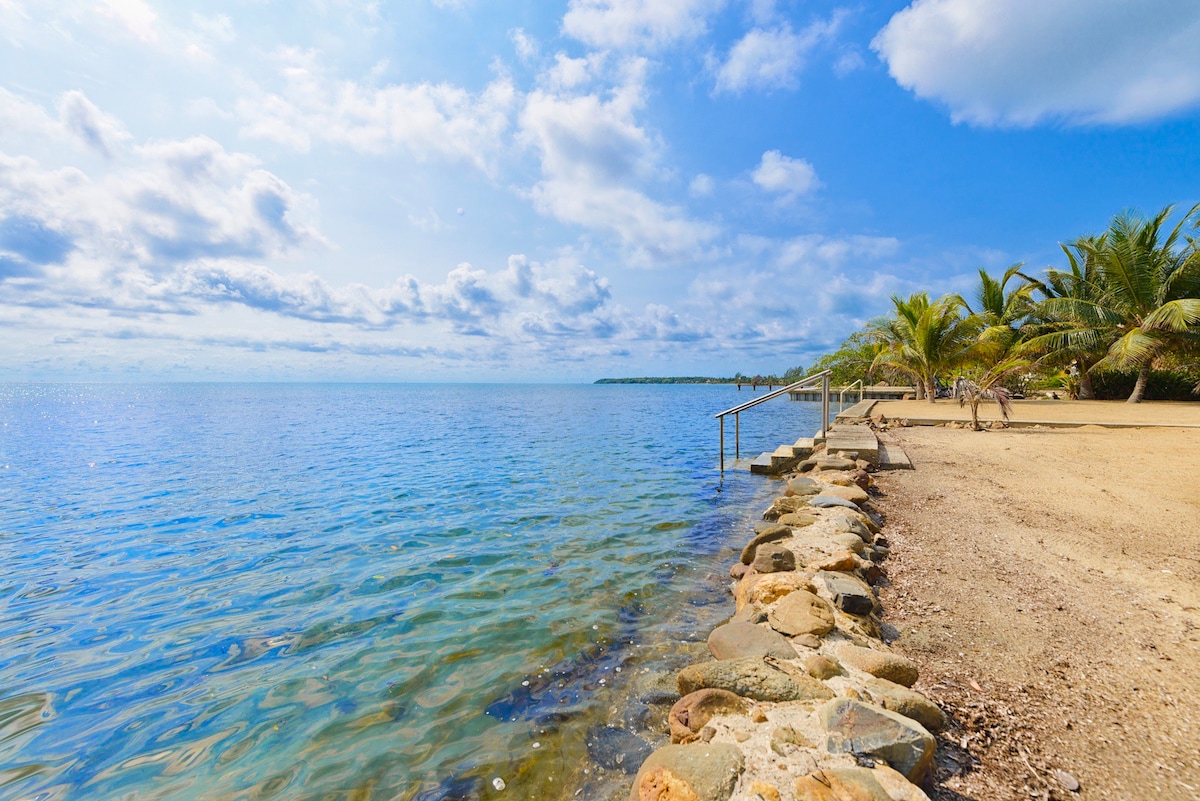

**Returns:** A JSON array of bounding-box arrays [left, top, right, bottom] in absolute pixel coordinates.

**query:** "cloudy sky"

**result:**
[[2, 0, 1199, 381]]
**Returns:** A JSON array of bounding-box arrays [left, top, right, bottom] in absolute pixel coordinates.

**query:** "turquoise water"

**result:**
[[0, 384, 822, 800]]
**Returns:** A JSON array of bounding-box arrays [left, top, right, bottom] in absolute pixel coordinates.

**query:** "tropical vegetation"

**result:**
[[788, 203, 1200, 410]]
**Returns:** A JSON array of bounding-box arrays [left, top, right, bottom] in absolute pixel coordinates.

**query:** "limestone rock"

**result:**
[[677, 658, 835, 703], [707, 622, 795, 661], [770, 725, 813, 755], [818, 699, 936, 783], [762, 496, 808, 522], [821, 483, 869, 506], [804, 653, 842, 680], [748, 781, 781, 801], [730, 562, 750, 580], [794, 633, 822, 649], [777, 512, 820, 528], [785, 476, 823, 496], [768, 590, 835, 637], [740, 525, 791, 564], [668, 689, 750, 744], [794, 767, 891, 801], [809, 495, 862, 512], [751, 544, 796, 574], [829, 515, 873, 544], [835, 645, 919, 687], [812, 550, 858, 572], [629, 743, 745, 801], [870, 765, 933, 800], [863, 677, 949, 732], [817, 572, 877, 616], [831, 533, 866, 554], [736, 572, 814, 611], [815, 456, 858, 472]]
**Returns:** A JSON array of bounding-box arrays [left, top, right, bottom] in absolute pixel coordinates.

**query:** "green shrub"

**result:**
[[1087, 368, 1200, 401]]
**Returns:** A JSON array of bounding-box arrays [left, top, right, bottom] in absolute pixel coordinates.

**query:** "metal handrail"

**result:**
[[714, 370, 832, 472], [839, 379, 864, 411]]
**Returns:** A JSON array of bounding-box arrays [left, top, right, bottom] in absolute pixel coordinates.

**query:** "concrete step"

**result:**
[[825, 423, 880, 465], [791, 437, 815, 458], [835, 399, 877, 421], [877, 441, 913, 470], [749, 452, 775, 474]]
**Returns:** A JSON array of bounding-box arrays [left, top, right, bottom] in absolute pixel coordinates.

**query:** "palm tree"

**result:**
[[1036, 204, 1200, 402], [865, 293, 981, 402]]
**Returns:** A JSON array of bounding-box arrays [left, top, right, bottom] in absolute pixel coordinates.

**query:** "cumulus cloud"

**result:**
[[752, 150, 819, 196], [562, 0, 724, 50], [237, 49, 516, 173], [713, 14, 844, 94], [519, 58, 718, 263], [873, 0, 1200, 126]]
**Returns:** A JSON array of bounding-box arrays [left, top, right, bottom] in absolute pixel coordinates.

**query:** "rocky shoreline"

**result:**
[[624, 443, 945, 801]]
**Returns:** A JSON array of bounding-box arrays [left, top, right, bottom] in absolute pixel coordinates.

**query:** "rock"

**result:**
[[794, 633, 822, 649], [740, 525, 791, 564], [751, 544, 796, 574], [804, 653, 842, 680], [794, 767, 892, 801], [668, 689, 750, 744], [796, 458, 817, 474], [777, 512, 820, 528], [829, 515, 873, 543], [677, 658, 835, 703], [768, 590, 835, 637], [812, 550, 858, 572], [815, 456, 858, 472], [707, 622, 795, 661], [809, 495, 863, 512], [637, 671, 683, 706], [770, 725, 813, 755], [730, 562, 750, 579], [586, 724, 654, 774], [817, 572, 877, 616], [785, 476, 823, 496], [854, 460, 872, 475], [736, 573, 814, 611], [762, 496, 808, 521], [822, 473, 855, 487], [820, 483, 870, 506], [835, 645, 919, 687], [831, 533, 866, 554], [818, 699, 936, 783], [748, 781, 781, 801], [870, 765, 933, 800], [629, 743, 745, 801], [1054, 769, 1081, 792], [731, 605, 768, 625], [863, 678, 948, 732]]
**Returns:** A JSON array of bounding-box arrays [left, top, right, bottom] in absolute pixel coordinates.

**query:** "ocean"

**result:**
[[0, 383, 824, 800]]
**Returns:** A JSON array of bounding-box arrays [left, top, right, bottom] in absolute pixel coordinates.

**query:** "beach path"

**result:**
[[873, 424, 1200, 800]]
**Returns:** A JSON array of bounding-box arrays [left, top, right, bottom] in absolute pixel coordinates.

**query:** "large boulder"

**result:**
[[751, 544, 796, 574], [677, 658, 835, 703], [835, 645, 919, 687], [777, 512, 820, 528], [629, 743, 745, 801], [707, 621, 795, 661], [735, 573, 814, 612], [793, 767, 891, 800], [816, 572, 877, 616], [808, 495, 862, 512], [818, 699, 936, 783], [740, 525, 791, 564], [668, 689, 750, 744], [785, 476, 823, 496], [863, 677, 949, 732], [820, 483, 870, 506], [767, 590, 835, 637]]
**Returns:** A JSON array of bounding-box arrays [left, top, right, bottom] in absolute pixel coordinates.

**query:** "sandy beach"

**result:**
[[873, 398, 1200, 427], [873, 423, 1200, 799]]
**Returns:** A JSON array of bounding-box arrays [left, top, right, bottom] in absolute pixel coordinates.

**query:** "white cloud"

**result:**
[[519, 59, 718, 263], [94, 0, 159, 43], [689, 174, 714, 197], [752, 150, 819, 196], [873, 0, 1200, 126], [237, 49, 516, 173], [713, 14, 844, 94], [510, 27, 538, 62], [562, 0, 724, 50], [56, 91, 131, 158]]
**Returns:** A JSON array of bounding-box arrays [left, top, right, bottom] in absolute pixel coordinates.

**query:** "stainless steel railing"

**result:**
[[839, 379, 864, 411], [714, 370, 831, 472]]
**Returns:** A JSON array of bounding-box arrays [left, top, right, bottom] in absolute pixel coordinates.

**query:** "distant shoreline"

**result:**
[[593, 377, 786, 385]]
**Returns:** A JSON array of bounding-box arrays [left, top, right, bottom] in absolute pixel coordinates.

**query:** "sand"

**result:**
[[873, 423, 1200, 800], [872, 398, 1200, 427]]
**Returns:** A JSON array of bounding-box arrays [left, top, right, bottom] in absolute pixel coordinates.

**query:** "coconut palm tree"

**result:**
[[865, 293, 982, 402], [1036, 204, 1200, 402]]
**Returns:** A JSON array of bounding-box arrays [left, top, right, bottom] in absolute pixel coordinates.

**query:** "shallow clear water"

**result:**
[[0, 383, 822, 800]]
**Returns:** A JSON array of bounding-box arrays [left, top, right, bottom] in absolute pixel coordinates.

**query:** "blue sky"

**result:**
[[2, 0, 1200, 381]]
